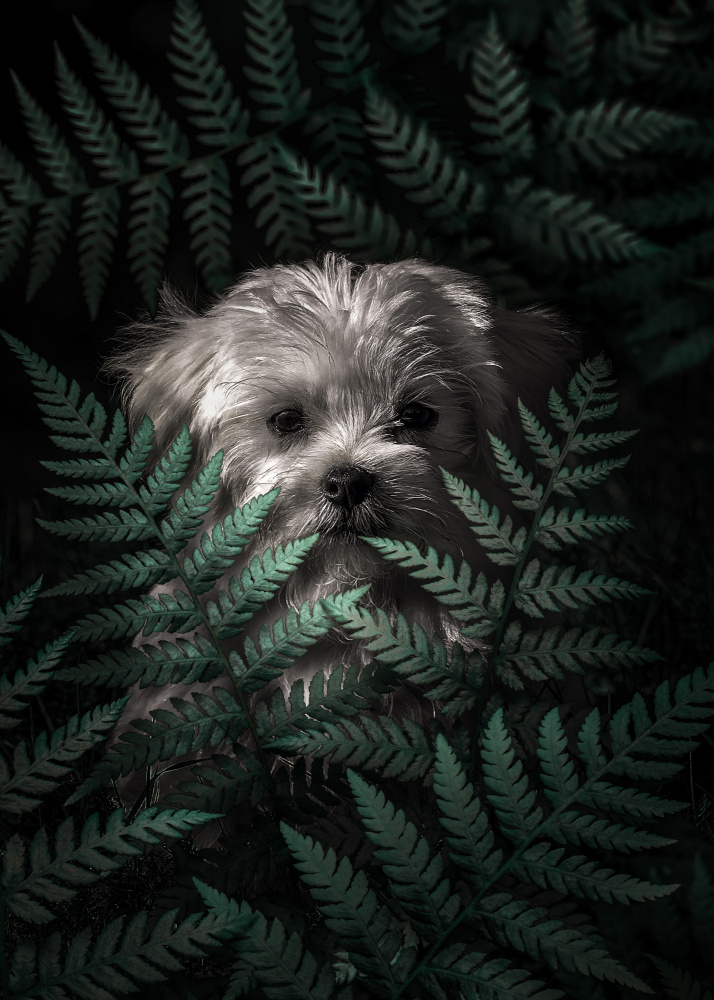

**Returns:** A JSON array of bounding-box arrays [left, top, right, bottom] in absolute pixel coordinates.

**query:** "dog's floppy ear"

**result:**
[[105, 286, 223, 469]]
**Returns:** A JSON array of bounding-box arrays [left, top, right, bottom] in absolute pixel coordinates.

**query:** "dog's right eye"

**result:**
[[269, 409, 305, 435]]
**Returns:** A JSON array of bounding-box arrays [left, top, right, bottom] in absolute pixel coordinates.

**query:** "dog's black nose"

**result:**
[[323, 466, 374, 508]]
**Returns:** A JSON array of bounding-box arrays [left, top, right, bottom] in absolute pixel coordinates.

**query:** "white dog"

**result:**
[[109, 255, 575, 797]]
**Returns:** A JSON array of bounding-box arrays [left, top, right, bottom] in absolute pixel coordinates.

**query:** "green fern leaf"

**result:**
[[644, 327, 714, 383], [0, 577, 42, 647], [43, 549, 173, 598], [517, 401, 561, 468], [545, 0, 595, 82], [512, 842, 677, 904], [77, 188, 121, 318], [332, 603, 485, 711], [164, 748, 263, 812], [495, 624, 661, 683], [280, 824, 404, 992], [183, 487, 279, 594], [360, 538, 501, 634], [229, 593, 361, 695], [8, 905, 247, 997], [559, 101, 693, 168], [0, 698, 127, 815], [269, 714, 433, 779], [501, 178, 651, 262], [382, 0, 447, 55], [291, 155, 424, 259], [36, 508, 155, 544], [536, 508, 632, 550], [169, 0, 250, 146], [128, 174, 173, 310], [196, 880, 334, 1000], [181, 157, 233, 289], [443, 469, 526, 565], [239, 137, 314, 258], [76, 19, 189, 168], [67, 688, 248, 803], [0, 199, 31, 283], [468, 16, 534, 160], [58, 635, 224, 688], [604, 19, 679, 83], [159, 450, 223, 553], [433, 735, 503, 889], [139, 424, 192, 515], [651, 958, 714, 1000], [619, 179, 714, 230], [26, 198, 72, 300], [425, 948, 560, 999], [73, 590, 202, 643], [481, 708, 542, 843], [348, 770, 456, 934], [477, 891, 651, 989], [304, 105, 372, 188], [207, 536, 319, 641], [310, 0, 371, 90], [0, 632, 74, 729], [554, 456, 631, 494], [516, 561, 649, 616], [11, 72, 86, 194], [487, 432, 544, 510], [2, 806, 220, 922], [364, 89, 484, 229], [243, 0, 310, 123], [537, 707, 579, 807]]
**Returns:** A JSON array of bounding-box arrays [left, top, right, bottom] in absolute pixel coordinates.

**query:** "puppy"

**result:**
[[108, 255, 575, 800]]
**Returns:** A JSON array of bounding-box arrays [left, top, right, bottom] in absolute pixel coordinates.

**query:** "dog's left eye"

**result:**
[[395, 403, 438, 430], [269, 409, 305, 434]]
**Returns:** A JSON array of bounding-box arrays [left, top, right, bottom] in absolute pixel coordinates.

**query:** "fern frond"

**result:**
[[477, 891, 651, 989], [67, 688, 248, 803], [26, 198, 72, 300], [617, 178, 714, 230], [365, 89, 484, 229], [495, 625, 661, 683], [2, 806, 220, 922], [44, 549, 172, 598], [206, 536, 319, 641], [310, 0, 371, 90], [359, 538, 502, 635], [382, 0, 447, 55], [0, 577, 42, 647], [196, 880, 335, 1000], [73, 590, 202, 644], [292, 156, 423, 259], [127, 174, 173, 310], [269, 714, 433, 779], [501, 178, 651, 262], [77, 188, 121, 318], [559, 101, 692, 168], [169, 0, 250, 146], [0, 633, 74, 729], [158, 449, 223, 553], [424, 947, 559, 999], [347, 770, 457, 934], [243, 0, 310, 124], [433, 735, 503, 890], [545, 0, 595, 82], [516, 561, 649, 616], [304, 105, 372, 189], [76, 19, 189, 168], [229, 592, 364, 695], [442, 470, 526, 565], [11, 73, 86, 195], [651, 958, 714, 1000], [57, 635, 224, 688], [331, 603, 485, 712], [139, 424, 193, 514], [487, 433, 544, 510], [183, 487, 279, 594], [163, 748, 263, 812], [8, 904, 248, 997], [603, 19, 679, 83], [36, 508, 155, 544], [536, 508, 632, 550], [512, 842, 676, 904], [0, 698, 127, 815], [482, 708, 542, 843], [180, 157, 233, 289], [468, 16, 534, 160], [280, 824, 404, 992], [239, 137, 314, 257]]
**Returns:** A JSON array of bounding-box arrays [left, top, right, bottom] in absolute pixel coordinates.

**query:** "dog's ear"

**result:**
[[105, 286, 222, 469]]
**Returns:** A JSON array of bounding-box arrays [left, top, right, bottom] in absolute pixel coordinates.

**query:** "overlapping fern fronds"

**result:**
[[1, 0, 712, 376]]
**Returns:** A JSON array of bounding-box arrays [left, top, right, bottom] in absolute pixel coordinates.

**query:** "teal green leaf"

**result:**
[[488, 432, 544, 510], [560, 101, 693, 168], [310, 0, 371, 90], [381, 0, 447, 55], [128, 174, 173, 310], [443, 469, 526, 564], [239, 137, 314, 258], [159, 450, 223, 553], [536, 507, 632, 550], [516, 561, 649, 616], [73, 589, 202, 643], [481, 708, 542, 843], [545, 0, 595, 81], [243, 0, 310, 123], [0, 632, 74, 729], [0, 577, 42, 647], [57, 635, 224, 688]]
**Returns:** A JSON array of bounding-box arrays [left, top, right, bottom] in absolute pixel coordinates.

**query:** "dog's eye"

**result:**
[[269, 409, 305, 434], [396, 403, 438, 430]]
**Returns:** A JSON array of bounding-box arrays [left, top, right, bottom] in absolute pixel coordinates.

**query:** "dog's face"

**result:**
[[111, 255, 573, 601]]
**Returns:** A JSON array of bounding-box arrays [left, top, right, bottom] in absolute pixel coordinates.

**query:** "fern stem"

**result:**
[[469, 375, 603, 757]]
